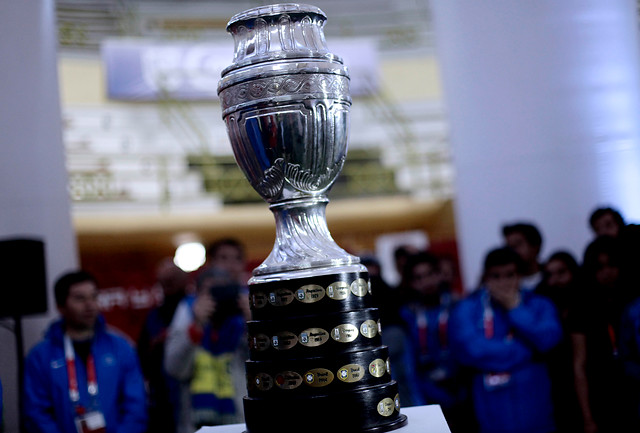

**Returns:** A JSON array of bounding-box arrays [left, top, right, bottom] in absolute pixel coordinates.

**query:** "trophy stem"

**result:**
[[252, 196, 359, 276]]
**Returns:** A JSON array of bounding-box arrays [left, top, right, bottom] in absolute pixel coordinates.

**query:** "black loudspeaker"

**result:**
[[0, 238, 47, 318]]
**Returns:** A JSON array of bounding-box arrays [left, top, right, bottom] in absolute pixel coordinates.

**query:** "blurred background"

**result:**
[[58, 0, 457, 332], [2, 1, 640, 431]]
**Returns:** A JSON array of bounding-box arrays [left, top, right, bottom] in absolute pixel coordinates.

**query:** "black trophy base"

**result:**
[[243, 382, 408, 433], [243, 415, 407, 433]]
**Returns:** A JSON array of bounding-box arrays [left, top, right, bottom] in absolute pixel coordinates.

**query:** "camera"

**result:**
[[210, 281, 242, 325]]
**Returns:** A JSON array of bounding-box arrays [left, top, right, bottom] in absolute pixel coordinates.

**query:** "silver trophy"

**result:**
[[218, 4, 407, 432], [218, 3, 356, 278]]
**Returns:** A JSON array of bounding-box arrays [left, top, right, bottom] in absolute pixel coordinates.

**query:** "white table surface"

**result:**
[[196, 404, 451, 433]]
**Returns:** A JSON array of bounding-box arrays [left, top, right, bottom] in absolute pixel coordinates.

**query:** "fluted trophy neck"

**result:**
[[222, 3, 342, 75]]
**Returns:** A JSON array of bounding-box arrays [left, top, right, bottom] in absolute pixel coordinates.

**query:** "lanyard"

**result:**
[[417, 307, 449, 354], [64, 334, 98, 408], [607, 323, 618, 357], [482, 290, 514, 340], [482, 292, 494, 339]]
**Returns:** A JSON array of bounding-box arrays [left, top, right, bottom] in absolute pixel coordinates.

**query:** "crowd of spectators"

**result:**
[[19, 238, 249, 433], [13, 206, 640, 433], [377, 206, 640, 433]]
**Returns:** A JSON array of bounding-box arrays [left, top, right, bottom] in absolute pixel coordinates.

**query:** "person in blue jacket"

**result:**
[[618, 295, 640, 430], [23, 270, 148, 433], [449, 246, 562, 433], [398, 251, 475, 432]]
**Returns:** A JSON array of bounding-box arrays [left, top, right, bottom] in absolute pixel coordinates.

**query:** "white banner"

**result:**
[[102, 38, 379, 101]]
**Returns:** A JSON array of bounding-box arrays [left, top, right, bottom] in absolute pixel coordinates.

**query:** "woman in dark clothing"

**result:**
[[570, 236, 636, 433], [536, 251, 583, 433]]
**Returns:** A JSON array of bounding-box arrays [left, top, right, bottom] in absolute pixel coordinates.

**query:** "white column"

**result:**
[[0, 1, 78, 431], [429, 0, 640, 287]]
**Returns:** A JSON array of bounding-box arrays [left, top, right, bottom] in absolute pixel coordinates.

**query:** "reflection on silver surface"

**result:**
[[218, 3, 360, 276]]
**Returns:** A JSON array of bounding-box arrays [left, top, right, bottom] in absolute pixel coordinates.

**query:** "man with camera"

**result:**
[[164, 266, 248, 433]]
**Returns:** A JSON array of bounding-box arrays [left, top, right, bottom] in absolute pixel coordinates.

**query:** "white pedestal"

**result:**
[[196, 405, 451, 433]]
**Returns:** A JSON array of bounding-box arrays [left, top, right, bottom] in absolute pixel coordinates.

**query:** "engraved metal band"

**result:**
[[249, 272, 371, 309], [249, 318, 381, 351], [248, 357, 390, 392], [219, 74, 350, 111]]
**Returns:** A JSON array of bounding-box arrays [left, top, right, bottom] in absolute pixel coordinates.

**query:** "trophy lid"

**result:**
[[227, 3, 326, 28], [222, 3, 341, 75]]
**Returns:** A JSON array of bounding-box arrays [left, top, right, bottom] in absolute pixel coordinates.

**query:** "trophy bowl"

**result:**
[[218, 4, 351, 205]]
